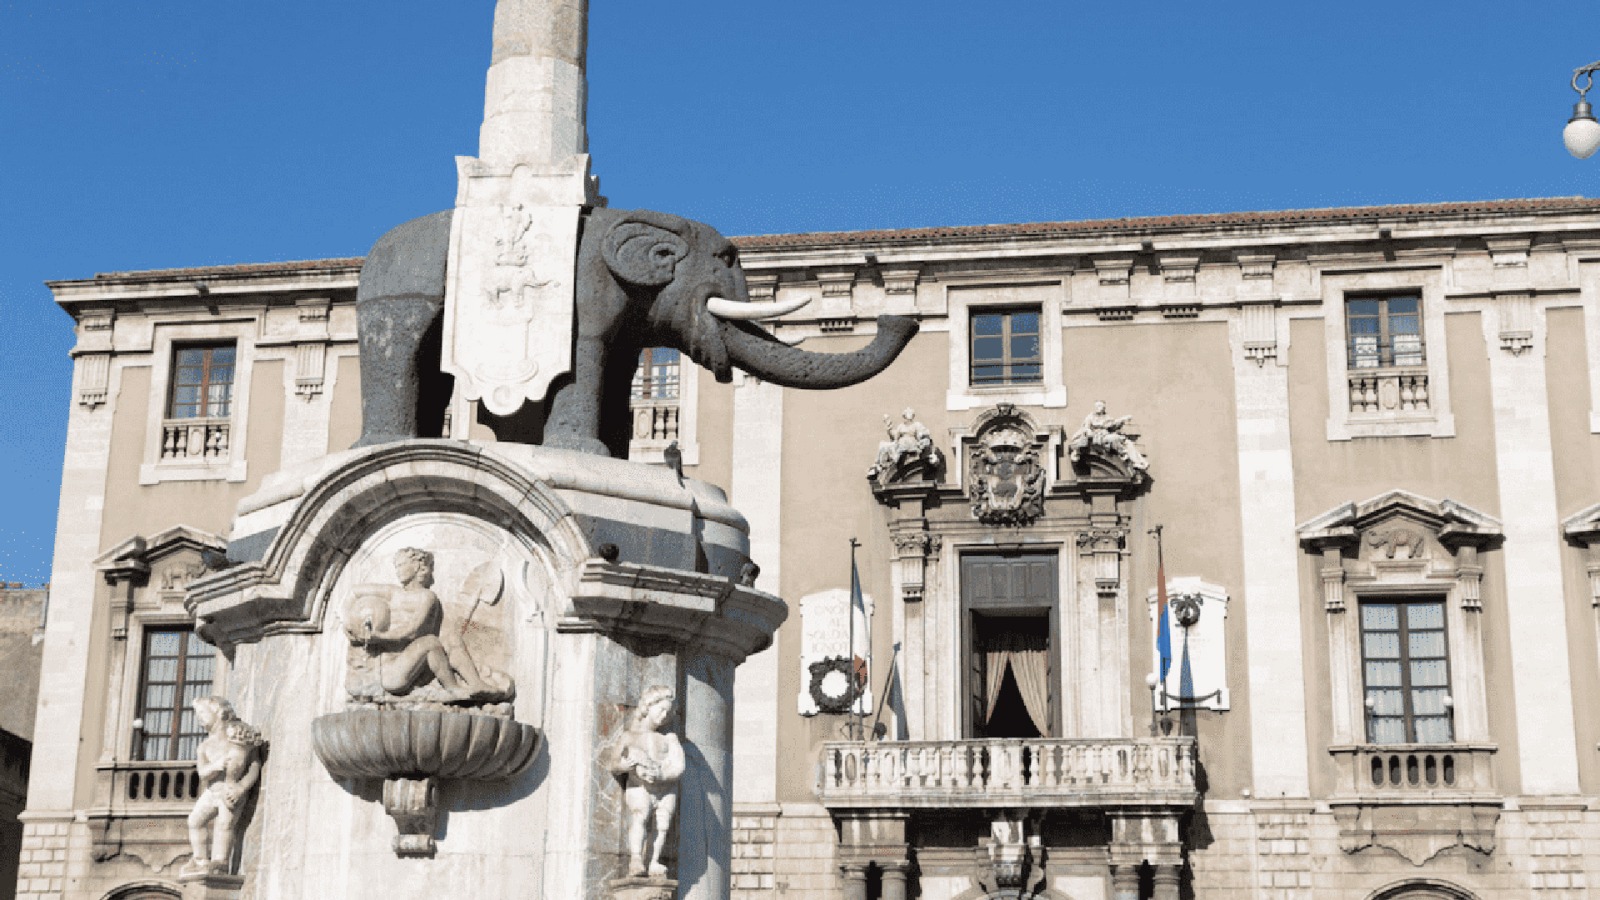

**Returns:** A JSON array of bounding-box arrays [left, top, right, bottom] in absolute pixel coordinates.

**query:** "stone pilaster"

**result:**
[[25, 318, 120, 832], [730, 375, 782, 804], [1484, 301, 1580, 794], [1229, 308, 1310, 797]]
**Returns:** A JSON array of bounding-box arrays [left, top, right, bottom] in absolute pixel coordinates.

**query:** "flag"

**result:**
[[850, 556, 870, 702], [1156, 552, 1172, 684]]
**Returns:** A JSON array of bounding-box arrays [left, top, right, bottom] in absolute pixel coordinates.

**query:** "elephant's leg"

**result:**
[[353, 210, 453, 448], [545, 334, 613, 456]]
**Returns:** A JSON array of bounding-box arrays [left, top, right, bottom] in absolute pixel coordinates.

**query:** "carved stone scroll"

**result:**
[[890, 529, 932, 603], [1077, 529, 1126, 597]]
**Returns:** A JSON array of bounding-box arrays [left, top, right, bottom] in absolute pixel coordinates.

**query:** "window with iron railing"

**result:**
[[1347, 294, 1424, 369], [134, 628, 216, 761]]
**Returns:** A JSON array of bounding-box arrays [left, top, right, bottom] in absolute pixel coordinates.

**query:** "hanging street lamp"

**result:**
[[1564, 60, 1600, 158]]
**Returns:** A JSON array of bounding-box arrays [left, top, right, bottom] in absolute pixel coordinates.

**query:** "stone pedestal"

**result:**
[[187, 440, 785, 900], [178, 871, 244, 900], [606, 876, 678, 900]]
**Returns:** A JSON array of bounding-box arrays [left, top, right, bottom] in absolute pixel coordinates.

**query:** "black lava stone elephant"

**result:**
[[354, 207, 919, 457]]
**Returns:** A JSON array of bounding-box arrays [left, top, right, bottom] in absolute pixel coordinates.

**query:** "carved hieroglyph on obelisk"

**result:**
[[442, 0, 598, 419]]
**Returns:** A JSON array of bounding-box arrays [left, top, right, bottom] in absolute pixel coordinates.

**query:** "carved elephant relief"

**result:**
[[356, 206, 919, 456]]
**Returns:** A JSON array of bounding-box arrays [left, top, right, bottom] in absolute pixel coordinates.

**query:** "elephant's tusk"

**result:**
[[706, 294, 813, 321]]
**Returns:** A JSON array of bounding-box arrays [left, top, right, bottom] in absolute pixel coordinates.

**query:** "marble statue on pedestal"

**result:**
[[603, 685, 685, 879], [1067, 400, 1149, 471], [868, 408, 942, 483], [181, 697, 264, 879]]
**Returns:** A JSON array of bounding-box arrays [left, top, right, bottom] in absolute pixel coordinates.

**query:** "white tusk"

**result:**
[[706, 293, 813, 321]]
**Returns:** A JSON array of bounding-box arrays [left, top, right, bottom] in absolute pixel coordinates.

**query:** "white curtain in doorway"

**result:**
[[983, 631, 1050, 735]]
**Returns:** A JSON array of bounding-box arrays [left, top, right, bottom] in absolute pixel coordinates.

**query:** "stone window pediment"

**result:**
[[1298, 491, 1501, 607]]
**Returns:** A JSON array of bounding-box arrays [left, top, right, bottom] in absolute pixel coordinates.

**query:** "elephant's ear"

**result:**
[[602, 218, 691, 288]]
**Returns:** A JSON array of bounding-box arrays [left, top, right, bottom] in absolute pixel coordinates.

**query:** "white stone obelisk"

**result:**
[[442, 0, 599, 424]]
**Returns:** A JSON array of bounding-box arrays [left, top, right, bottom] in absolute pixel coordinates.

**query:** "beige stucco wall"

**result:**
[[326, 354, 363, 454], [773, 330, 948, 803], [1064, 320, 1253, 798]]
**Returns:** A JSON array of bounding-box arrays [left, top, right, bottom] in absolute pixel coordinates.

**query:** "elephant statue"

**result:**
[[355, 206, 919, 457]]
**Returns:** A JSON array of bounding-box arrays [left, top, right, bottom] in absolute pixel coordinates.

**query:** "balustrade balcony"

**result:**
[[99, 760, 202, 809], [817, 737, 1197, 810], [629, 397, 680, 442], [1346, 366, 1430, 416], [1329, 743, 1498, 802], [86, 761, 199, 864], [160, 417, 231, 462]]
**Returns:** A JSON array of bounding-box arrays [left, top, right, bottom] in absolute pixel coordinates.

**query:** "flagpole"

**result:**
[[1150, 524, 1170, 730], [848, 537, 861, 741]]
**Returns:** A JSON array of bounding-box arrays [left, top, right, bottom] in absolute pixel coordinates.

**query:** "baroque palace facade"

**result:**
[[20, 196, 1600, 900]]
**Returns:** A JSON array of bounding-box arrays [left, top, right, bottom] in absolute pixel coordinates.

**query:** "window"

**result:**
[[630, 347, 680, 400], [970, 307, 1042, 386], [134, 628, 216, 761], [1361, 600, 1452, 744], [1347, 294, 1423, 369], [167, 343, 236, 418]]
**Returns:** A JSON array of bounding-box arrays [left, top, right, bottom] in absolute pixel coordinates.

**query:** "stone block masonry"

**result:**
[[732, 803, 843, 900], [14, 820, 68, 900], [730, 805, 779, 895], [1253, 809, 1313, 900]]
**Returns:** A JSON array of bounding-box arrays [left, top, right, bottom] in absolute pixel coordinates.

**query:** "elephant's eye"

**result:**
[[717, 248, 738, 268]]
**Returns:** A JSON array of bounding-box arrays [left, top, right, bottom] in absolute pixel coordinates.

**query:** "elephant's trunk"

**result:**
[[720, 315, 919, 389]]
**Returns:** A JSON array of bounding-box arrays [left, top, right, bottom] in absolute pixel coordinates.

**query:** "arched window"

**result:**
[[1368, 879, 1480, 900], [104, 884, 182, 900]]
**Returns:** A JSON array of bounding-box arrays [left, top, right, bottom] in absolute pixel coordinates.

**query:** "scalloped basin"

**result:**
[[312, 709, 540, 781]]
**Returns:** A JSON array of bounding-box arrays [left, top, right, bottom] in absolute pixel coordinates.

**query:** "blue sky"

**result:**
[[1, 1, 1595, 584]]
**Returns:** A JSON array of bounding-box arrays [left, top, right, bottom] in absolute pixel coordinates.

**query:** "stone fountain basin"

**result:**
[[312, 709, 540, 781]]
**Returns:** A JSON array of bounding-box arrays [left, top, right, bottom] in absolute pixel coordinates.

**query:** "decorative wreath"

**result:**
[[807, 656, 859, 714]]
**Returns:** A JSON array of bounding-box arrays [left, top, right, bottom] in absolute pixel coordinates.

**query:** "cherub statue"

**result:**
[[869, 407, 940, 478], [182, 697, 264, 877], [601, 685, 685, 879], [1067, 400, 1148, 470], [344, 548, 511, 703]]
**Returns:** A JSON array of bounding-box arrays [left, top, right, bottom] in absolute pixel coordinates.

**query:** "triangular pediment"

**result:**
[[94, 525, 227, 582], [1298, 490, 1501, 551], [1563, 501, 1600, 544]]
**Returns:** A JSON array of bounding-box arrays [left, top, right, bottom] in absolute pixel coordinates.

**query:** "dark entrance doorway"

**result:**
[[960, 551, 1058, 738]]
